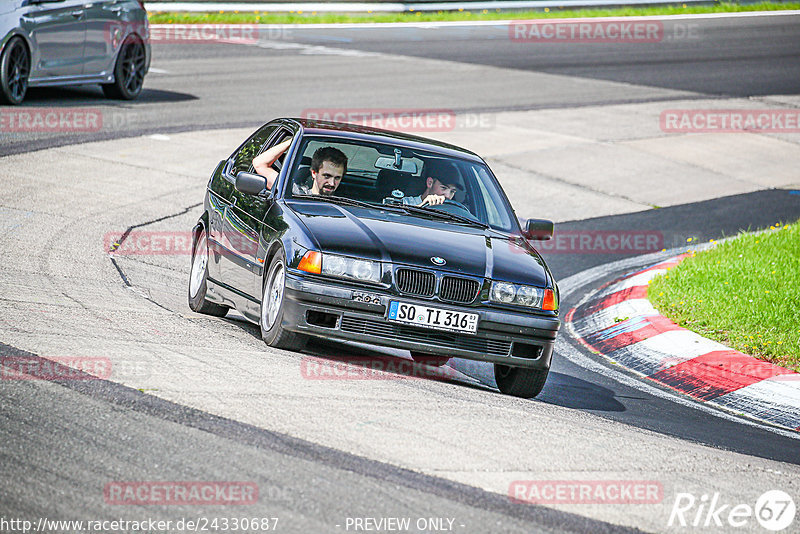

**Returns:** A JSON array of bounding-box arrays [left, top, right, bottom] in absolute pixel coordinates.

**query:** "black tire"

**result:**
[[260, 253, 308, 351], [0, 37, 29, 105], [494, 364, 549, 398], [410, 351, 450, 367], [102, 35, 146, 100], [188, 227, 229, 317]]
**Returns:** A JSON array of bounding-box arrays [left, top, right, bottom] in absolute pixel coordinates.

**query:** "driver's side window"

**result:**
[[262, 131, 294, 180], [254, 129, 295, 191], [231, 124, 278, 176]]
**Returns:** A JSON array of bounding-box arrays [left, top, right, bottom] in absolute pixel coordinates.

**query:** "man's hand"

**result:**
[[421, 194, 446, 206]]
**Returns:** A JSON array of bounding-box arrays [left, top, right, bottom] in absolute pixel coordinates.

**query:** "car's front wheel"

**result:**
[[0, 37, 30, 105], [188, 227, 229, 317], [494, 364, 549, 398], [410, 351, 450, 367], [260, 254, 308, 351], [102, 34, 146, 100]]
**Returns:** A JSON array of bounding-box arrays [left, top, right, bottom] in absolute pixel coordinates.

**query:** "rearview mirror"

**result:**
[[235, 171, 269, 197], [374, 156, 418, 174], [523, 219, 554, 240]]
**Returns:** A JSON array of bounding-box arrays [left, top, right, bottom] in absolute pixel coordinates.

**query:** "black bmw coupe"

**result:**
[[189, 118, 560, 398]]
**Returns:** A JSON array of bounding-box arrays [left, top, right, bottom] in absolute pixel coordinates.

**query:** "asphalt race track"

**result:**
[[2, 11, 800, 534]]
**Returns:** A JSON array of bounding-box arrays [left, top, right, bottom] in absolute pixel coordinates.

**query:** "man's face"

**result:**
[[425, 177, 458, 200], [311, 160, 344, 195]]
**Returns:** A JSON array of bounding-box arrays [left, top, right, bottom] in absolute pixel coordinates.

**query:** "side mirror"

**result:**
[[523, 218, 554, 240], [235, 171, 269, 197]]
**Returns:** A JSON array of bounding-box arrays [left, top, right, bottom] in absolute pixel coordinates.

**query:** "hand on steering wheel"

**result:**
[[424, 198, 470, 212], [418, 194, 446, 207]]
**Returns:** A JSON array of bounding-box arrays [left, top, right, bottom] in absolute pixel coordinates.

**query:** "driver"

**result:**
[[403, 160, 464, 206]]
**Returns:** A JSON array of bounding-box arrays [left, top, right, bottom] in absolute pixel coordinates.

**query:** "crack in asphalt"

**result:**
[[107, 202, 202, 306]]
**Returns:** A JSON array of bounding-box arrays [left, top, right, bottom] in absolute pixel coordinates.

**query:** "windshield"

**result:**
[[284, 136, 518, 232]]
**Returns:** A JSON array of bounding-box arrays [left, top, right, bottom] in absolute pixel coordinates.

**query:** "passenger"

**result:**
[[253, 143, 347, 196], [295, 146, 347, 196], [403, 161, 464, 206]]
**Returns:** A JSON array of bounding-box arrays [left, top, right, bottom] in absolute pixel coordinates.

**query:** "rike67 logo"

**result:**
[[669, 490, 796, 531]]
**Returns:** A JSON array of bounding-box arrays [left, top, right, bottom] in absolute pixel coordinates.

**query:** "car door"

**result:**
[[25, 0, 87, 78], [217, 123, 282, 312], [81, 0, 144, 77], [205, 160, 234, 285], [81, 0, 118, 76]]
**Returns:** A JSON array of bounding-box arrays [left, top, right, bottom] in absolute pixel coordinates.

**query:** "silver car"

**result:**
[[0, 0, 150, 105]]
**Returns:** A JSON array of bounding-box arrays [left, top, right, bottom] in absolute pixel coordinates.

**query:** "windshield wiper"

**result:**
[[293, 195, 381, 210], [397, 204, 489, 229]]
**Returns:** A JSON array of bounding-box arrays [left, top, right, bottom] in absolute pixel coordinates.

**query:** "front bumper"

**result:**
[[281, 272, 560, 370]]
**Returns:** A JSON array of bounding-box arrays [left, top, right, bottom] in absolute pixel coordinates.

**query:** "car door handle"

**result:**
[[70, 10, 83, 18]]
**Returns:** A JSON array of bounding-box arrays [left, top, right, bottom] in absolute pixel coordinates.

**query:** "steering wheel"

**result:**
[[423, 198, 470, 212], [422, 198, 483, 223]]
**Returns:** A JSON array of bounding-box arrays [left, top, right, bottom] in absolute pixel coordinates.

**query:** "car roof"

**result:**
[[282, 118, 484, 163]]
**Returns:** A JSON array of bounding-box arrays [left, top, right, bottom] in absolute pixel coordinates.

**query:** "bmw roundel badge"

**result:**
[[431, 256, 446, 266]]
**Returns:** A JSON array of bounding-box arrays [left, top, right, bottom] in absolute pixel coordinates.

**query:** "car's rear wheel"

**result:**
[[0, 37, 29, 105], [102, 35, 146, 100], [410, 351, 450, 367], [494, 364, 549, 398], [189, 228, 228, 317], [260, 253, 308, 351]]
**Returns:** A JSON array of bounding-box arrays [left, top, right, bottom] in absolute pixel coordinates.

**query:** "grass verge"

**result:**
[[648, 221, 800, 372], [147, 2, 800, 24]]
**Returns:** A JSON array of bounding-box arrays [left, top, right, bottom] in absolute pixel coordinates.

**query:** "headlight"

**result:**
[[491, 282, 516, 303], [319, 253, 381, 284], [324, 255, 347, 276], [516, 285, 540, 307], [352, 259, 379, 281], [490, 281, 552, 310]]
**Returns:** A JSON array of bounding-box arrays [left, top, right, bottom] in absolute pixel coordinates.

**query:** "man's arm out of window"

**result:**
[[253, 138, 292, 189]]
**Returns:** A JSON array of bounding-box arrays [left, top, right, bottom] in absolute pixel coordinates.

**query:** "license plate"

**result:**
[[387, 301, 478, 334]]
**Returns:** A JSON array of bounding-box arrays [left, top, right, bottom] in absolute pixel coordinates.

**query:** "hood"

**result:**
[[287, 201, 550, 287]]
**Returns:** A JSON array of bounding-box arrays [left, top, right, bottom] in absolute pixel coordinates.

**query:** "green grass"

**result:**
[[147, 2, 800, 24], [648, 221, 800, 372]]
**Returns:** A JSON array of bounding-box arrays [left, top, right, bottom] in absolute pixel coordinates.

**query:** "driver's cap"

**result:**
[[425, 160, 464, 191]]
